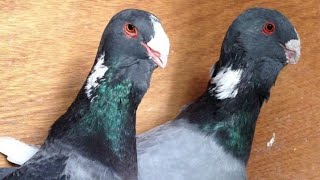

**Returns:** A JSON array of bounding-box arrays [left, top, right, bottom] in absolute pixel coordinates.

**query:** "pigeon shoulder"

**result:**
[[137, 119, 246, 180]]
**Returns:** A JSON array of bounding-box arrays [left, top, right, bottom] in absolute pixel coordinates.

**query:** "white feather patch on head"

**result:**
[[284, 28, 301, 64], [0, 137, 39, 165], [147, 15, 170, 65], [85, 52, 108, 99], [210, 67, 243, 99]]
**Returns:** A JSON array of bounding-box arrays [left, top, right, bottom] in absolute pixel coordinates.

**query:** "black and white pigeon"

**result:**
[[0, 8, 300, 180], [0, 9, 169, 180]]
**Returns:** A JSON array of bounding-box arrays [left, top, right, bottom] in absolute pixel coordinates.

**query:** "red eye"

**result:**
[[262, 21, 275, 35], [124, 23, 138, 38]]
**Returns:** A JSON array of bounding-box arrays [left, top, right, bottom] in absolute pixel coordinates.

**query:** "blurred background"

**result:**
[[0, 0, 319, 179]]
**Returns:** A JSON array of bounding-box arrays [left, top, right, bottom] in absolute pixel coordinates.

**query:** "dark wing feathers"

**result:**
[[3, 152, 68, 179], [0, 168, 17, 179]]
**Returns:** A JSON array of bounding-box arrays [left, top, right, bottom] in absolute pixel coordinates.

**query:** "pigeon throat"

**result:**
[[181, 89, 261, 164], [184, 58, 284, 163], [77, 80, 137, 152], [49, 77, 140, 178]]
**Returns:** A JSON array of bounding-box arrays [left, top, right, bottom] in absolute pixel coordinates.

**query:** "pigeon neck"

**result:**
[[182, 54, 283, 164], [48, 56, 151, 180], [180, 90, 261, 164], [80, 78, 139, 179]]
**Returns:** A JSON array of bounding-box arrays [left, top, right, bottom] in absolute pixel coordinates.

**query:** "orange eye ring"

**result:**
[[124, 23, 138, 38], [262, 21, 276, 35]]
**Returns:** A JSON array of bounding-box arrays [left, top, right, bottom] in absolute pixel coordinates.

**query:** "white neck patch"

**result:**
[[210, 67, 243, 100], [85, 52, 108, 99]]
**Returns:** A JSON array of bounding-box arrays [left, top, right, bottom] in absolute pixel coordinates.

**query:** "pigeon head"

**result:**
[[210, 8, 301, 100], [99, 9, 169, 69], [199, 8, 302, 163], [85, 9, 170, 99], [222, 8, 300, 66]]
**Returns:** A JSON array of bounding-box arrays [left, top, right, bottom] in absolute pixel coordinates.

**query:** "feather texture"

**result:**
[[137, 119, 246, 180]]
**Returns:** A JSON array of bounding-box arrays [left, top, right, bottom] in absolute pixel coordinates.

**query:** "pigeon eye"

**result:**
[[124, 23, 138, 38], [262, 21, 275, 35]]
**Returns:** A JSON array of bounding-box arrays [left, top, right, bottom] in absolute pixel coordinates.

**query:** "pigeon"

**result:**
[[0, 9, 169, 180], [136, 8, 300, 180], [0, 8, 300, 180]]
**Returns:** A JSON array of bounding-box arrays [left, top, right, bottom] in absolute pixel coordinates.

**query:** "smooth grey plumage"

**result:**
[[137, 119, 246, 180]]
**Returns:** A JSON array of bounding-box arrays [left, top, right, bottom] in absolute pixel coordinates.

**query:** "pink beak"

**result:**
[[141, 42, 167, 68]]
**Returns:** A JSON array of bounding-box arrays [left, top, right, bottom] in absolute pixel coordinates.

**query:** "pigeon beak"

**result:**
[[142, 16, 170, 68], [283, 29, 301, 64], [141, 42, 167, 68]]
